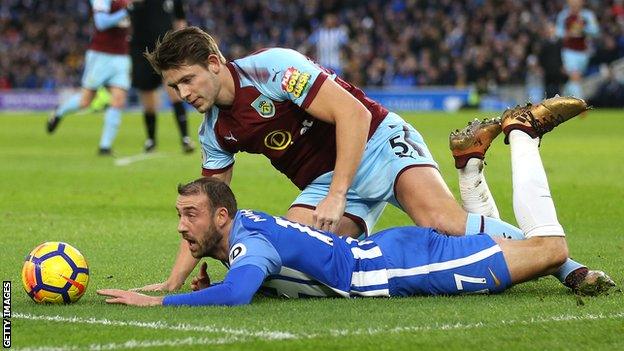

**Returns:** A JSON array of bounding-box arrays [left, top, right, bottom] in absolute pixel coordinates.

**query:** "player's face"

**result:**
[[164, 64, 220, 113], [176, 194, 223, 258], [568, 0, 582, 12]]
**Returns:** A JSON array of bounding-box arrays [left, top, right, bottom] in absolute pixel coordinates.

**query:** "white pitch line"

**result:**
[[12, 311, 624, 351], [12, 313, 296, 340], [113, 152, 169, 167], [12, 336, 243, 351], [326, 311, 624, 336]]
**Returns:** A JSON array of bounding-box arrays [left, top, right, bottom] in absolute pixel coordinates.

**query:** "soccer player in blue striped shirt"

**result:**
[[98, 111, 614, 305]]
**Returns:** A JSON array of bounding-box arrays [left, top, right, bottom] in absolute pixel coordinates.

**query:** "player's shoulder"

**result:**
[[236, 209, 275, 226], [580, 8, 596, 17], [233, 48, 308, 70], [230, 210, 277, 249], [235, 210, 275, 232], [91, 0, 112, 11]]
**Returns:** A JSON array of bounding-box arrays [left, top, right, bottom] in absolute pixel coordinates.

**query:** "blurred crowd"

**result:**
[[1, 0, 624, 91]]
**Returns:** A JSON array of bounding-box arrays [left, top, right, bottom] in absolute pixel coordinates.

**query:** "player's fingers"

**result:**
[[312, 216, 321, 229], [328, 221, 338, 233], [97, 289, 122, 297], [314, 220, 324, 230], [320, 220, 333, 232], [199, 262, 208, 277]]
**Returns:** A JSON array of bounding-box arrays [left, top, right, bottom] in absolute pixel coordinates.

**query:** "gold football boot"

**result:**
[[449, 117, 502, 169], [501, 96, 590, 144]]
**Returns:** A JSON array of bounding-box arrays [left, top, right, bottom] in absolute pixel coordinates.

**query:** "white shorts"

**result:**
[[562, 48, 590, 74], [81, 50, 131, 90]]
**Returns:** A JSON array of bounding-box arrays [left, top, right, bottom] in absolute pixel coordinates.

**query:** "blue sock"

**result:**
[[553, 258, 585, 283], [56, 93, 82, 118], [464, 213, 524, 240], [464, 213, 584, 283], [99, 107, 122, 149]]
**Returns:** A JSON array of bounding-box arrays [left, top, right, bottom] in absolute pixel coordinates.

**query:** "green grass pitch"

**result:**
[[1, 109, 622, 350]]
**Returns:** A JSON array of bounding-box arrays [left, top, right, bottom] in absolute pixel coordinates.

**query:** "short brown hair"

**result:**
[[145, 26, 227, 75], [177, 178, 237, 218]]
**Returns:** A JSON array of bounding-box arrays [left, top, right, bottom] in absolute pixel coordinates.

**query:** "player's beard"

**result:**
[[193, 222, 223, 259]]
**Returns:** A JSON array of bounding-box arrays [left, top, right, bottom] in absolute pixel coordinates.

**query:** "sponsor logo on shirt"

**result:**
[[264, 130, 292, 151], [251, 95, 275, 118], [224, 131, 238, 142], [300, 119, 314, 135], [281, 67, 311, 98]]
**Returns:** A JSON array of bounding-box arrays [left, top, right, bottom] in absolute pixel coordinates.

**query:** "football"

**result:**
[[21, 242, 90, 304]]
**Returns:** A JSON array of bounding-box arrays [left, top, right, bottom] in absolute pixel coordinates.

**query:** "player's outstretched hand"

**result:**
[[313, 192, 346, 233], [191, 262, 211, 291], [129, 280, 181, 292], [97, 289, 163, 306]]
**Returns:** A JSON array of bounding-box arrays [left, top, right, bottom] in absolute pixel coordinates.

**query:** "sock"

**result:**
[[465, 213, 524, 240], [458, 158, 500, 219], [56, 93, 82, 118], [172, 101, 188, 138], [144, 111, 156, 141], [510, 130, 581, 283], [556, 259, 586, 283], [509, 130, 565, 237], [99, 107, 122, 149]]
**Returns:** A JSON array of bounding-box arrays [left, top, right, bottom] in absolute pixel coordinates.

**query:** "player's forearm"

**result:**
[[202, 167, 233, 184], [162, 265, 264, 306], [330, 109, 371, 195], [166, 240, 200, 288], [583, 13, 599, 36], [554, 15, 565, 38], [93, 10, 128, 31]]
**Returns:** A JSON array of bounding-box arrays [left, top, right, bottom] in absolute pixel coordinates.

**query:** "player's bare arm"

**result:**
[[304, 78, 371, 232], [206, 167, 233, 184]]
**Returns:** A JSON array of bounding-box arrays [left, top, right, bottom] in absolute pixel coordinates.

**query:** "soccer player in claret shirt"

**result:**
[[97, 112, 614, 305], [556, 0, 599, 98], [128, 0, 195, 153], [47, 0, 134, 155], [132, 26, 610, 296]]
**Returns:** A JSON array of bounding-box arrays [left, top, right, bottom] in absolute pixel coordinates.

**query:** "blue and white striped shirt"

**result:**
[[230, 210, 391, 298]]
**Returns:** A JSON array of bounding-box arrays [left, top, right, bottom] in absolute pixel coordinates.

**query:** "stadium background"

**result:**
[[1, 0, 624, 109]]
